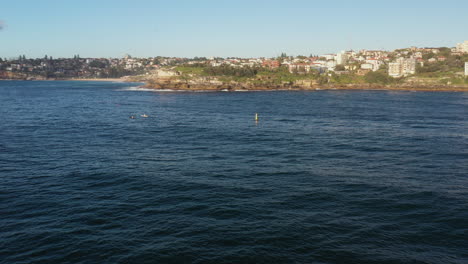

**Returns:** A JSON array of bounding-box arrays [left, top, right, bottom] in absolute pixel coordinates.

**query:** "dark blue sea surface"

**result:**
[[0, 81, 467, 264]]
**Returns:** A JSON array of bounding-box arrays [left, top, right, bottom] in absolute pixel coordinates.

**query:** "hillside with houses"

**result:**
[[1, 41, 467, 90]]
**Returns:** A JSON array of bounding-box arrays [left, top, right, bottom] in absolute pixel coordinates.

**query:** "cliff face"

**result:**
[[142, 69, 468, 92], [144, 76, 319, 91], [143, 77, 468, 92]]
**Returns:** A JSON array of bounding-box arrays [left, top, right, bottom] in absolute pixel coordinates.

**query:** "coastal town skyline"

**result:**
[[2, 40, 467, 83], [1, 0, 467, 58]]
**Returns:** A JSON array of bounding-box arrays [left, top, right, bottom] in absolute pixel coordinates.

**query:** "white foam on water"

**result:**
[[149, 89, 178, 92], [117, 86, 162, 92]]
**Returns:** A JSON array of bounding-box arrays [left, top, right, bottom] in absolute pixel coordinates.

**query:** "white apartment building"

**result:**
[[388, 62, 401, 77], [361, 63, 374, 71], [364, 59, 383, 71], [400, 58, 416, 75], [456, 41, 468, 53], [336, 51, 348, 65], [388, 58, 416, 78]]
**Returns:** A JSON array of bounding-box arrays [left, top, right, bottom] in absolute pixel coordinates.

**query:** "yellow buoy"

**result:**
[[255, 113, 259, 121]]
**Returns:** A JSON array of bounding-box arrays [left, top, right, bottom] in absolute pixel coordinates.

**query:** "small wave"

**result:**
[[151, 89, 180, 92]]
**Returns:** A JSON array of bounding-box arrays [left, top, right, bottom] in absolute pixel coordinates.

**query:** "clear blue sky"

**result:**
[[1, 0, 467, 58]]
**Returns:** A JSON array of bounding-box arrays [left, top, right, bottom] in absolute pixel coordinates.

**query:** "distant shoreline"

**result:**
[[64, 78, 126, 82], [0, 78, 128, 82]]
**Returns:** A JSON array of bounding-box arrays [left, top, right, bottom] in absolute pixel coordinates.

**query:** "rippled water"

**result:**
[[1, 81, 467, 263]]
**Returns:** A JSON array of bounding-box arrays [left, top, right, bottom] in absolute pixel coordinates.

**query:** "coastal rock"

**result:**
[[141, 71, 468, 92]]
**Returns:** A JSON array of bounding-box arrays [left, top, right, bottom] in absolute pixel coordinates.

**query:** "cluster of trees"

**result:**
[[364, 71, 398, 85], [417, 55, 467, 74], [88, 60, 107, 68], [191, 56, 208, 61], [334, 65, 346, 71], [203, 65, 260, 78], [106, 67, 133, 78], [327, 69, 398, 85], [417, 62, 449, 74]]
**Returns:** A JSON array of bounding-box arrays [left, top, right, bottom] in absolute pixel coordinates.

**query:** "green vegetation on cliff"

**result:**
[[175, 64, 326, 85], [171, 58, 467, 87]]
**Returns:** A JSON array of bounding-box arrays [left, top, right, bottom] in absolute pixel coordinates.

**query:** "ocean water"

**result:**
[[0, 81, 467, 264]]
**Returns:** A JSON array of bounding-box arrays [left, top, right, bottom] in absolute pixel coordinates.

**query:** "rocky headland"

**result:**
[[141, 70, 468, 92]]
